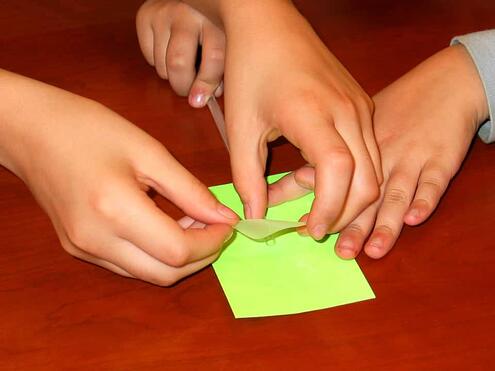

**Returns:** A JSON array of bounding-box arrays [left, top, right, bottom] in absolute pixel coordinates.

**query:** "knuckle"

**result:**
[[336, 94, 360, 120], [351, 183, 379, 211], [149, 272, 180, 287], [375, 224, 395, 237], [156, 1, 176, 19], [156, 65, 168, 80], [421, 167, 451, 193], [203, 47, 225, 65], [65, 225, 90, 251], [136, 2, 150, 25], [358, 93, 374, 114], [421, 178, 444, 195], [361, 182, 380, 205], [89, 187, 124, 225], [384, 187, 409, 205], [324, 148, 354, 171], [167, 51, 190, 72], [345, 223, 364, 235], [162, 242, 190, 268], [60, 239, 79, 256]]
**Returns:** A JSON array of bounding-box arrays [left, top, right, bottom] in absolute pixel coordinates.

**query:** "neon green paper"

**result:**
[[210, 173, 375, 318]]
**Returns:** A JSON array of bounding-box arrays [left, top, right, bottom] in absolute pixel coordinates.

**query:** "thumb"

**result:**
[[136, 143, 239, 225], [268, 165, 315, 207]]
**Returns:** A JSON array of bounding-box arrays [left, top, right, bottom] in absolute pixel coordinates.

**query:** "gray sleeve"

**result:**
[[451, 30, 495, 143]]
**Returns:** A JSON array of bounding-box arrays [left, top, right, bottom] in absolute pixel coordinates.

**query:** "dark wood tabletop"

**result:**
[[2, 1, 495, 369]]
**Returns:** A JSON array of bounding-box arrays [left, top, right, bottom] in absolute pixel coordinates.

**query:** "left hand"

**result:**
[[268, 44, 489, 258]]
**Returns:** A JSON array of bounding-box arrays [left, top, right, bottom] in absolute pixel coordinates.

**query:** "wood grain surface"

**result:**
[[1, 1, 495, 369]]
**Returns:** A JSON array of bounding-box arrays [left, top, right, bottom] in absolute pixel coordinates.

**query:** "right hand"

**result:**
[[221, 1, 381, 238], [136, 0, 225, 108], [0, 70, 238, 285]]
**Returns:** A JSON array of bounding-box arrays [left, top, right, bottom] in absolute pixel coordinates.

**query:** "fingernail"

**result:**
[[244, 203, 252, 219], [224, 230, 234, 243], [368, 237, 382, 250], [297, 226, 309, 236], [338, 238, 355, 257], [217, 204, 238, 220], [408, 208, 420, 220], [311, 224, 327, 240], [191, 93, 207, 108]]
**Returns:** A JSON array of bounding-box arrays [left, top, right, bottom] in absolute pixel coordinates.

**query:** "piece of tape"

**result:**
[[234, 219, 306, 240]]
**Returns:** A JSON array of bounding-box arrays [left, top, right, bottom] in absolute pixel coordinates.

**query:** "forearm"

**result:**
[[0, 69, 35, 176], [0, 69, 89, 180], [451, 30, 495, 143], [181, 0, 296, 30]]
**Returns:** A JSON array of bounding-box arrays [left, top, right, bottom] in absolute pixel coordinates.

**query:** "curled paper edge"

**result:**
[[234, 219, 306, 240]]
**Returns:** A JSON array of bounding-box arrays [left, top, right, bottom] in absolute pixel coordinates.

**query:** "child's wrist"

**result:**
[[218, 0, 298, 33], [450, 45, 490, 128], [0, 71, 25, 175]]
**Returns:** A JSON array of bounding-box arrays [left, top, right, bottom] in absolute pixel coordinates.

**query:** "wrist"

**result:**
[[434, 45, 489, 131], [218, 0, 299, 33], [0, 70, 27, 176], [451, 45, 490, 129]]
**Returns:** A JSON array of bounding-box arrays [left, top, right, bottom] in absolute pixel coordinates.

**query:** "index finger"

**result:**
[[103, 180, 233, 268], [291, 119, 354, 240]]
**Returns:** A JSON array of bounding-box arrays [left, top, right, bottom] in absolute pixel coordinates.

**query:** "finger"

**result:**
[[136, 5, 155, 66], [136, 143, 239, 225], [335, 203, 378, 259], [359, 101, 383, 185], [214, 81, 224, 97], [96, 177, 233, 267], [177, 215, 196, 229], [364, 167, 420, 259], [166, 23, 200, 96], [177, 216, 206, 229], [329, 113, 380, 232], [230, 131, 269, 219], [71, 246, 134, 278], [267, 166, 313, 207], [189, 22, 225, 108], [153, 22, 171, 79], [404, 161, 451, 226], [120, 192, 232, 267], [293, 119, 354, 240], [297, 213, 309, 236], [58, 232, 134, 277], [95, 238, 221, 287]]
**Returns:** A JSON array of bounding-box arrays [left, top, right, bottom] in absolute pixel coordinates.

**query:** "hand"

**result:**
[[0, 70, 238, 285], [136, 0, 225, 108], [222, 1, 382, 239], [267, 44, 489, 259]]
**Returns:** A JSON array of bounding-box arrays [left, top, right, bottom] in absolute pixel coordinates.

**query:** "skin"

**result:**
[[136, 0, 382, 240], [0, 69, 238, 286], [136, 0, 225, 107], [268, 44, 490, 259]]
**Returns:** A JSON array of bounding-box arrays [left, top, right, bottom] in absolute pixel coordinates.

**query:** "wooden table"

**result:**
[[2, 1, 495, 369]]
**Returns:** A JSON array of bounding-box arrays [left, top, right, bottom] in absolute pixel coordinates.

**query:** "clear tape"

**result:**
[[235, 219, 305, 240]]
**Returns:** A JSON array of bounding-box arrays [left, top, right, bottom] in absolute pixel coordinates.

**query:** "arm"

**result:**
[[451, 29, 495, 143]]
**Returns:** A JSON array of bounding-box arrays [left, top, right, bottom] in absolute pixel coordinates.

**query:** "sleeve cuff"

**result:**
[[451, 30, 495, 143]]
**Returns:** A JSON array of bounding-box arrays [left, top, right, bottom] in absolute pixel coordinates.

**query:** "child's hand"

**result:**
[[222, 1, 381, 239], [0, 71, 237, 285], [136, 0, 225, 108], [268, 45, 489, 258]]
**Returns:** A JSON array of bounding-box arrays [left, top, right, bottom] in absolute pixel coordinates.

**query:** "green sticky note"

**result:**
[[210, 173, 375, 319]]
